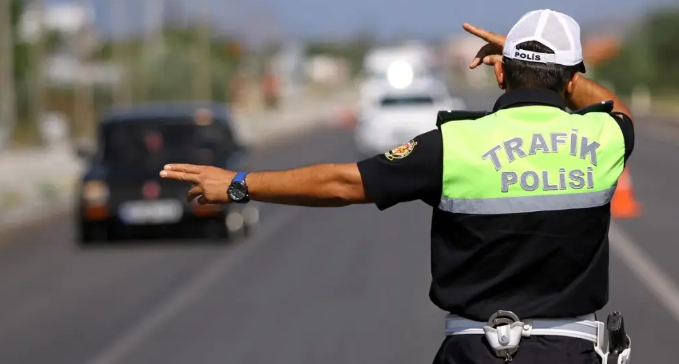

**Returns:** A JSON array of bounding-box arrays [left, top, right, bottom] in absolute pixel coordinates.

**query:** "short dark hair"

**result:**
[[502, 41, 580, 93]]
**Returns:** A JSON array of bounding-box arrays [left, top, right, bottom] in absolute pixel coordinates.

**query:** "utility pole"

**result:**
[[139, 0, 164, 102], [0, 0, 16, 149], [28, 0, 45, 140], [111, 0, 131, 105], [73, 0, 93, 140], [193, 0, 211, 101]]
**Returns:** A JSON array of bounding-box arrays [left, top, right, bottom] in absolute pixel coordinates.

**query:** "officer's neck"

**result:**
[[505, 87, 566, 98]]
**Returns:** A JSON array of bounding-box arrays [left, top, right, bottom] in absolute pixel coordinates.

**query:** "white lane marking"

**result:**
[[609, 223, 679, 323], [84, 207, 303, 364]]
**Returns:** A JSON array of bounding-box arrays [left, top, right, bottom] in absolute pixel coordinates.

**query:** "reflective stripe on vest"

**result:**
[[439, 106, 625, 215]]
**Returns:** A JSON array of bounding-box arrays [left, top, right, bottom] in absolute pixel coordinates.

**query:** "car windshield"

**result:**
[[100, 118, 235, 170], [380, 95, 434, 107]]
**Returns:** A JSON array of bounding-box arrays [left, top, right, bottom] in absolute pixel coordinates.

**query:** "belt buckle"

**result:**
[[486, 310, 522, 362], [487, 310, 520, 328]]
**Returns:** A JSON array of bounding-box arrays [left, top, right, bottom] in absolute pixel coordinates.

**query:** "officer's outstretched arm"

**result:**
[[161, 163, 371, 207], [565, 75, 634, 121], [244, 163, 371, 207], [162, 130, 441, 208]]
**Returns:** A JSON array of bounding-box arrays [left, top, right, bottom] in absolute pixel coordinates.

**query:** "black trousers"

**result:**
[[433, 335, 601, 364]]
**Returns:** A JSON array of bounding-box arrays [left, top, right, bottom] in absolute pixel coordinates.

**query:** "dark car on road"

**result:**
[[75, 102, 257, 244]]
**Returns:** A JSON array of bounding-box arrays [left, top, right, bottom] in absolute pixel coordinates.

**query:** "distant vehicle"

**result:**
[[355, 71, 466, 158], [362, 44, 435, 83], [75, 102, 257, 244]]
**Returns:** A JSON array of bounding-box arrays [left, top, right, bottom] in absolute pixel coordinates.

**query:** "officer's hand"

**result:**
[[160, 164, 236, 204], [462, 23, 506, 69]]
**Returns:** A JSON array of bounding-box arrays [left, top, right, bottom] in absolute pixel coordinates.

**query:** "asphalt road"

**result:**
[[1, 90, 678, 364]]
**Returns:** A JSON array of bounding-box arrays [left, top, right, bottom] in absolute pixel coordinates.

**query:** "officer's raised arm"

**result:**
[[463, 22, 634, 121], [565, 75, 633, 121]]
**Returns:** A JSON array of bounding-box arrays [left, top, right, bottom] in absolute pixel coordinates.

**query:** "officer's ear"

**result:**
[[494, 61, 506, 90], [566, 72, 580, 96]]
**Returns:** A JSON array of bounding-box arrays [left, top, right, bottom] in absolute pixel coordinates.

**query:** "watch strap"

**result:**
[[229, 172, 250, 203], [232, 172, 249, 184]]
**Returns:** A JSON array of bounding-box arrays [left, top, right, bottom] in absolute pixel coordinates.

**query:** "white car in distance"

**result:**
[[355, 76, 466, 158]]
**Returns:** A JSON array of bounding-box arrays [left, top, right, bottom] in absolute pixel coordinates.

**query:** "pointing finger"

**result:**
[[462, 23, 506, 46], [462, 23, 493, 41], [160, 170, 201, 183], [164, 164, 203, 174]]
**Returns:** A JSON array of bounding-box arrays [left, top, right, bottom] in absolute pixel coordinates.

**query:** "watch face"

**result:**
[[229, 182, 247, 201], [229, 188, 245, 200]]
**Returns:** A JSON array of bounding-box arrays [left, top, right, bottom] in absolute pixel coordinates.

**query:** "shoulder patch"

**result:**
[[385, 140, 417, 161]]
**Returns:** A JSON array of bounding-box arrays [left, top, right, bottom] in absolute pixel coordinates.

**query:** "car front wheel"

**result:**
[[78, 224, 109, 246]]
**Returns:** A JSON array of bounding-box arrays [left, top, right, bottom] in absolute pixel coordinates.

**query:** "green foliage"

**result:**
[[306, 33, 374, 75], [94, 25, 242, 103], [11, 0, 64, 121], [10, 0, 61, 88], [11, 0, 27, 78], [595, 7, 679, 95], [8, 3, 245, 145]]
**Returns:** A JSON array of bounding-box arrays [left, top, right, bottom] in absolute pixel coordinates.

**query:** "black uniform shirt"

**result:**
[[357, 88, 635, 321]]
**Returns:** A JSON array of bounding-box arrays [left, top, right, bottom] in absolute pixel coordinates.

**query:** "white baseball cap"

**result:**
[[503, 9, 586, 72]]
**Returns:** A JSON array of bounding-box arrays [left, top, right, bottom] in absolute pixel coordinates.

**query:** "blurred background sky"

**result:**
[[4, 0, 677, 150], [44, 0, 679, 41]]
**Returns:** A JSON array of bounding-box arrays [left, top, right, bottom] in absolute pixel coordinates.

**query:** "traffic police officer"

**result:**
[[160, 9, 634, 364]]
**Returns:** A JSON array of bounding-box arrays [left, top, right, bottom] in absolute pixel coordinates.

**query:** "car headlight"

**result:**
[[83, 181, 109, 205], [387, 60, 414, 89]]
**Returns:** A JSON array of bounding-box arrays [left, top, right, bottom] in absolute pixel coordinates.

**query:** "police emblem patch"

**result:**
[[385, 140, 417, 160]]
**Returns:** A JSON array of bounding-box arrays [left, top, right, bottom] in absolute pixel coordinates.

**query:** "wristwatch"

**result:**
[[227, 172, 250, 203]]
